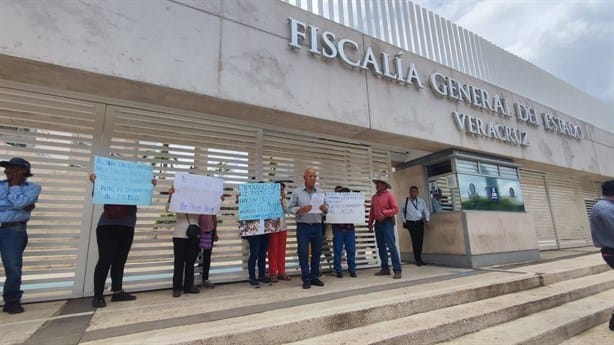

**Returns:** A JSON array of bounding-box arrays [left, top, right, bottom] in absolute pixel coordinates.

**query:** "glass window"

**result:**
[[499, 166, 519, 179], [457, 160, 479, 174], [479, 163, 499, 176]]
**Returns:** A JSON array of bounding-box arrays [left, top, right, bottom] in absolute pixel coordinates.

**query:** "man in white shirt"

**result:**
[[401, 186, 430, 266]]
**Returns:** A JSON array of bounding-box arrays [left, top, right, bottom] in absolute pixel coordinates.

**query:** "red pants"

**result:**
[[267, 230, 288, 276]]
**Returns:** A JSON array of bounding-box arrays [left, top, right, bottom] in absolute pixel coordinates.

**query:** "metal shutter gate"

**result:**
[[544, 174, 593, 248], [519, 169, 558, 250], [262, 130, 388, 270], [0, 87, 100, 301], [101, 106, 263, 290]]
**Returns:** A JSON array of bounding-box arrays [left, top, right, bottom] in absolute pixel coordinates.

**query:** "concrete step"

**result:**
[[75, 254, 609, 345], [79, 271, 539, 345], [288, 270, 614, 345], [437, 290, 614, 345], [559, 320, 614, 344]]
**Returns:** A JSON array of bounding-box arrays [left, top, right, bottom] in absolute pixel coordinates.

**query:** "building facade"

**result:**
[[0, 0, 612, 302]]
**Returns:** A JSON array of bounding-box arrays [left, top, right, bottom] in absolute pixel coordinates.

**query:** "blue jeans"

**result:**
[[333, 229, 356, 273], [246, 234, 268, 280], [0, 223, 28, 303], [374, 219, 402, 272], [296, 223, 322, 282]]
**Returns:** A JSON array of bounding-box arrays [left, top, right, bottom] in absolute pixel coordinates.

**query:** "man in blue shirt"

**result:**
[[289, 167, 328, 289], [590, 179, 614, 331], [0, 157, 41, 314]]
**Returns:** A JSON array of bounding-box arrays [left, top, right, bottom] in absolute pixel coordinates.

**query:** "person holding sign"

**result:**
[[331, 187, 357, 278], [368, 175, 402, 279], [166, 173, 224, 295], [289, 167, 328, 289], [238, 182, 281, 287], [167, 187, 201, 298], [267, 181, 291, 282], [89, 172, 157, 308]]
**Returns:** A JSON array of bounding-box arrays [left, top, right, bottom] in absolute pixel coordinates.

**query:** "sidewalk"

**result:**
[[0, 246, 606, 345]]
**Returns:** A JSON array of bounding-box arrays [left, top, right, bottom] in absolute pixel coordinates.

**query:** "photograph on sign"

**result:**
[[239, 218, 282, 237], [93, 156, 154, 205], [168, 172, 224, 214]]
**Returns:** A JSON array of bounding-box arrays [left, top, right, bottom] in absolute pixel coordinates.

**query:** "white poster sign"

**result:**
[[325, 192, 365, 224], [309, 193, 326, 213], [169, 172, 223, 214]]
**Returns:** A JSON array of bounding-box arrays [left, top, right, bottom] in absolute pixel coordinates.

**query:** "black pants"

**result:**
[[246, 234, 268, 280], [601, 248, 614, 268], [93, 225, 135, 297], [201, 248, 212, 281], [406, 220, 425, 262], [173, 237, 200, 291]]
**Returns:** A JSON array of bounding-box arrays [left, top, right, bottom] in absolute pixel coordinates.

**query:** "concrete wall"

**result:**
[[0, 0, 612, 179]]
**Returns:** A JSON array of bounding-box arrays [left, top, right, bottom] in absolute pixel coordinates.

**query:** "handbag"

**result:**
[[185, 214, 201, 239]]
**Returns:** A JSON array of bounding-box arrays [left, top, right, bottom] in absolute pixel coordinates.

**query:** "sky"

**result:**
[[411, 0, 614, 106]]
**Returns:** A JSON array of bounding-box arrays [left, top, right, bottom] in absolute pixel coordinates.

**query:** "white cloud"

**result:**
[[412, 0, 614, 106]]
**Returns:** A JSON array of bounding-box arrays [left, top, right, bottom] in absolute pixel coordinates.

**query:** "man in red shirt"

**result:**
[[368, 176, 402, 279]]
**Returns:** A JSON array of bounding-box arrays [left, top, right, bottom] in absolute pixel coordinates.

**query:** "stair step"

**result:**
[[437, 289, 614, 345], [79, 271, 540, 345], [559, 321, 614, 344], [288, 270, 614, 345]]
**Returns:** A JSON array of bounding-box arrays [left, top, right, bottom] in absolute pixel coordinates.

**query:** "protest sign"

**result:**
[[168, 172, 223, 214], [325, 192, 366, 224], [93, 156, 154, 205], [309, 193, 325, 213], [238, 183, 282, 221]]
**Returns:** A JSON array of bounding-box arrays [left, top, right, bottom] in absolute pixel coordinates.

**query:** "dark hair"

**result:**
[[602, 180, 614, 196], [339, 187, 351, 193], [410, 186, 419, 191]]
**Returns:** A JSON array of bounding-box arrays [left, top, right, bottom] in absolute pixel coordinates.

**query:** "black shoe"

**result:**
[[172, 289, 182, 298], [248, 279, 260, 287], [349, 271, 357, 278], [311, 279, 325, 287], [374, 269, 391, 276], [336, 272, 343, 278], [184, 286, 200, 294], [302, 281, 311, 289], [258, 277, 272, 284], [416, 261, 423, 266], [609, 315, 614, 331], [111, 291, 136, 302], [2, 302, 25, 314], [91, 296, 106, 308]]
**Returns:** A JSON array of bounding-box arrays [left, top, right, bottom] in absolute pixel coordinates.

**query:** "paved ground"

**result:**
[[1, 246, 611, 345]]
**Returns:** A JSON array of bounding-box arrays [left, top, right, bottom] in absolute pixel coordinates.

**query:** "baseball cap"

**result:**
[[0, 157, 31, 170]]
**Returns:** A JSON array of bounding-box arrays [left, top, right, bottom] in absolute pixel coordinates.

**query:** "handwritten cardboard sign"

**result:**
[[238, 183, 282, 221], [168, 172, 223, 214], [93, 156, 154, 205], [325, 192, 366, 224]]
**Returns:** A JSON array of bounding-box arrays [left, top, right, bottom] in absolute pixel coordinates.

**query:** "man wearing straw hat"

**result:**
[[368, 173, 402, 279]]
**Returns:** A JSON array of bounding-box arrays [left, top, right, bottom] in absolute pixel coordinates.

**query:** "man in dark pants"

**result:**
[[289, 167, 328, 289], [0, 157, 41, 314], [590, 179, 614, 331], [401, 186, 430, 266]]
